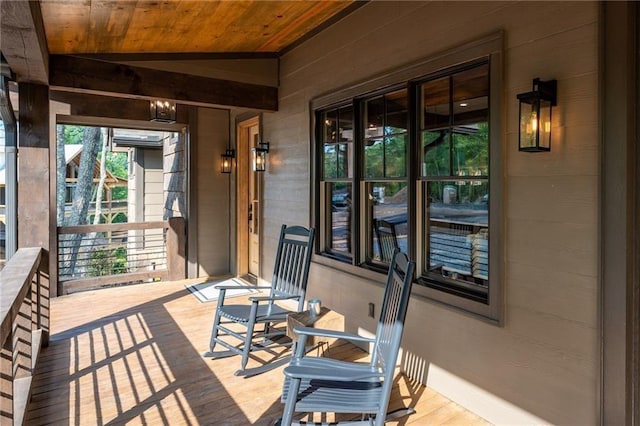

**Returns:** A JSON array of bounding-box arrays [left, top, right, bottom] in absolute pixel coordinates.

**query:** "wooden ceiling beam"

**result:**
[[50, 55, 278, 111], [50, 91, 190, 123], [0, 0, 49, 84]]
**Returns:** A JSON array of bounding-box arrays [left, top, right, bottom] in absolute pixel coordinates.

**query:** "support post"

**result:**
[[167, 217, 186, 281], [18, 83, 51, 345]]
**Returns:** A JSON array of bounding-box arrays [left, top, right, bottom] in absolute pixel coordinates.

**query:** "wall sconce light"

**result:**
[[221, 149, 235, 174], [517, 78, 557, 152], [150, 100, 177, 123], [251, 141, 270, 172]]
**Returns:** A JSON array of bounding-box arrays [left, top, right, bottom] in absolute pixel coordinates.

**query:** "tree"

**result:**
[[66, 127, 102, 275], [56, 124, 67, 226], [93, 128, 109, 225]]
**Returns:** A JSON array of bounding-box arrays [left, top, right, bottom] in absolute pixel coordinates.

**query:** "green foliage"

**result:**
[[105, 151, 128, 179], [364, 133, 407, 178], [452, 122, 489, 176], [88, 246, 128, 277], [423, 123, 489, 178], [112, 212, 128, 223], [59, 125, 129, 181], [111, 187, 127, 201], [63, 125, 85, 145]]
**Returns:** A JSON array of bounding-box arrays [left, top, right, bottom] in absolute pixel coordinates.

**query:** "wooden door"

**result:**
[[236, 117, 261, 281], [248, 124, 260, 277]]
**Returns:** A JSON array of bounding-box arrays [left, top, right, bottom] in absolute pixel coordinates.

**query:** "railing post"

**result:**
[[0, 331, 13, 423], [167, 217, 186, 281]]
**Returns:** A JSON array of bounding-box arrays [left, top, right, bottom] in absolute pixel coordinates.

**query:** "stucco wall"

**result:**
[[261, 2, 599, 424]]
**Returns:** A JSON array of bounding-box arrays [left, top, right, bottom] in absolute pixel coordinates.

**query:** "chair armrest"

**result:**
[[248, 294, 299, 302], [215, 285, 270, 291], [284, 365, 382, 381], [293, 326, 376, 344]]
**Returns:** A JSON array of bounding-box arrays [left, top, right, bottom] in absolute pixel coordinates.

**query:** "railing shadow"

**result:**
[[25, 286, 267, 425]]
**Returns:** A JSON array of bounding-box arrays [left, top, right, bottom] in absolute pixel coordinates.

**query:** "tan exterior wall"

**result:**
[[143, 149, 163, 222], [261, 2, 599, 424], [195, 107, 232, 276]]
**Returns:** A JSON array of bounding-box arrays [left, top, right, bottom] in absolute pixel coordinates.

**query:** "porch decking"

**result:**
[[25, 279, 489, 425]]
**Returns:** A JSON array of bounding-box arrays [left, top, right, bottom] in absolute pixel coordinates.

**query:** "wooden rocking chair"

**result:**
[[203, 224, 315, 376], [277, 250, 415, 426]]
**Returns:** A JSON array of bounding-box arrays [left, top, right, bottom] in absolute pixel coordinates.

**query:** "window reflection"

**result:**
[[426, 181, 488, 286], [328, 182, 352, 255], [367, 181, 407, 264]]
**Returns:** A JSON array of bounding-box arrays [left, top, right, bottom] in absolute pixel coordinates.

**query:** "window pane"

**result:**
[[422, 76, 450, 130], [422, 130, 450, 176], [322, 109, 337, 142], [337, 143, 352, 178], [323, 144, 337, 179], [452, 64, 489, 125], [364, 137, 384, 178], [364, 96, 385, 141], [338, 105, 354, 142], [367, 181, 408, 263], [386, 89, 408, 135], [452, 122, 488, 177], [384, 134, 406, 178], [425, 180, 488, 287], [328, 182, 352, 255]]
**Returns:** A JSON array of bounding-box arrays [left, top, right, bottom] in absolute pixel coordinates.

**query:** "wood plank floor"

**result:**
[[25, 278, 490, 426]]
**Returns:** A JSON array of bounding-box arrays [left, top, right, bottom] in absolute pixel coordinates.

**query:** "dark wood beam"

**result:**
[[50, 55, 278, 111], [50, 91, 190, 123], [0, 1, 49, 84]]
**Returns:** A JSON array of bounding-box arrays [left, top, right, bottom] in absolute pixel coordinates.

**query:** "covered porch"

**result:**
[[24, 278, 485, 425], [1, 0, 640, 425]]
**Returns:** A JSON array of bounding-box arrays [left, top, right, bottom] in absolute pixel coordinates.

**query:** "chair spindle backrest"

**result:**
[[270, 225, 315, 312], [374, 219, 400, 264], [371, 250, 415, 410]]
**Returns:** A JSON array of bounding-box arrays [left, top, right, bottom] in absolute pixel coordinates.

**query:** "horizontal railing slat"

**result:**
[[62, 270, 169, 293], [58, 221, 167, 234]]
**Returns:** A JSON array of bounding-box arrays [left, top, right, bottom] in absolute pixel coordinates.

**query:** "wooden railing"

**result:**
[[57, 217, 186, 294], [0, 247, 47, 425]]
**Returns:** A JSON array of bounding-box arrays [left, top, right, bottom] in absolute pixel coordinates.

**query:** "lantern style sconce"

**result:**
[[251, 141, 270, 172], [221, 149, 235, 174], [150, 100, 177, 123], [517, 78, 557, 152]]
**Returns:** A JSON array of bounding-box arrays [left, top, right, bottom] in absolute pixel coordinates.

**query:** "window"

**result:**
[[319, 105, 353, 259], [312, 34, 502, 322], [362, 89, 408, 266], [419, 63, 490, 302]]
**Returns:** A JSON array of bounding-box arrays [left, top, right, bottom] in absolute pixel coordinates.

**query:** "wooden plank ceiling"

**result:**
[[2, 1, 355, 111], [39, 0, 355, 55]]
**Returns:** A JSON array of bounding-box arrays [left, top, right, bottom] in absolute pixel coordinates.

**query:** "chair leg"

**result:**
[[208, 309, 223, 352], [281, 377, 301, 426], [240, 319, 256, 370]]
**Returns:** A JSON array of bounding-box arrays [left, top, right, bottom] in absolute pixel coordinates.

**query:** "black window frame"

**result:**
[[310, 33, 504, 324]]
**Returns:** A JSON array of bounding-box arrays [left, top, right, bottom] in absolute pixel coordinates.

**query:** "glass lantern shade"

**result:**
[[517, 79, 556, 152], [150, 100, 177, 123], [221, 149, 235, 174], [252, 142, 270, 172]]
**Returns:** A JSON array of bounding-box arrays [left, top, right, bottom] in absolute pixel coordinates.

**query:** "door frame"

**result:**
[[236, 115, 261, 280]]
